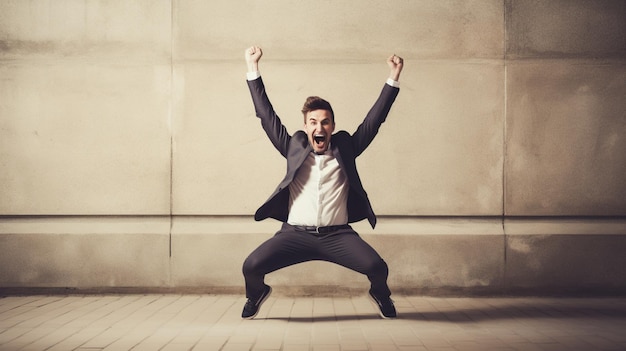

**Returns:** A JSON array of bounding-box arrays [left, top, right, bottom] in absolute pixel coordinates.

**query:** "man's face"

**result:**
[[304, 109, 335, 154]]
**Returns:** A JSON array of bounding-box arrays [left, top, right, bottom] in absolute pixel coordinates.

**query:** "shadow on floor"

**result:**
[[261, 301, 626, 323]]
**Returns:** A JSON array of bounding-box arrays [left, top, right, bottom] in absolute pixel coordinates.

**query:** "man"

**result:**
[[242, 46, 403, 319]]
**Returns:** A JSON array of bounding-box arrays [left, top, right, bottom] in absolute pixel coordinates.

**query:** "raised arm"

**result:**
[[351, 54, 403, 156], [244, 46, 291, 157]]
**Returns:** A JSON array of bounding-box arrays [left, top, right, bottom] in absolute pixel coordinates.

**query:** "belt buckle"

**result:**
[[315, 226, 321, 234]]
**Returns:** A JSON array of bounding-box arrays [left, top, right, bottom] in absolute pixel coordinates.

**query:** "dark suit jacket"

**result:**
[[247, 77, 399, 229]]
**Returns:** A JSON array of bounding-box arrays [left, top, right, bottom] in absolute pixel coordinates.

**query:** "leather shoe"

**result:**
[[369, 290, 397, 319], [242, 285, 272, 319]]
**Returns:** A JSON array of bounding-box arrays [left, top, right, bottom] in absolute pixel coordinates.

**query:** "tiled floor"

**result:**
[[0, 294, 625, 351]]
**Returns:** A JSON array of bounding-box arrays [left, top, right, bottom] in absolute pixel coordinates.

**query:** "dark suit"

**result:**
[[243, 76, 399, 299]]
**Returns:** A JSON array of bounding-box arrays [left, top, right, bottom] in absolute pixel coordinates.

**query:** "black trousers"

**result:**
[[242, 223, 391, 299]]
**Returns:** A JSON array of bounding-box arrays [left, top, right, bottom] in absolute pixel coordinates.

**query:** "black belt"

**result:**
[[292, 224, 351, 235]]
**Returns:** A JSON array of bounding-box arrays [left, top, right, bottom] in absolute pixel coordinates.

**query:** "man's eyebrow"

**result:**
[[309, 116, 331, 122]]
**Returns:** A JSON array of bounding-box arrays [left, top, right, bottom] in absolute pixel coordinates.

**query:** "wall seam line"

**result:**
[[502, 0, 509, 293], [168, 0, 175, 290]]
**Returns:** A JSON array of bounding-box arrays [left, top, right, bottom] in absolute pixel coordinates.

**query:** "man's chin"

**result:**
[[312, 144, 329, 154]]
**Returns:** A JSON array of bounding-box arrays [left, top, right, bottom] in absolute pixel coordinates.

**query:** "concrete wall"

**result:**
[[1, 0, 625, 295]]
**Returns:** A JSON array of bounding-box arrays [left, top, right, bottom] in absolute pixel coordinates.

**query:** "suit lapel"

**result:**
[[331, 143, 346, 171], [282, 134, 312, 187]]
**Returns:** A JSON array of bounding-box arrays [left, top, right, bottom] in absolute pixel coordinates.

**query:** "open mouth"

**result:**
[[314, 134, 325, 145]]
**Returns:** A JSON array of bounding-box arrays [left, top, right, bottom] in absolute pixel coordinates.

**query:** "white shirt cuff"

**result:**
[[247, 71, 261, 81], [386, 78, 400, 88]]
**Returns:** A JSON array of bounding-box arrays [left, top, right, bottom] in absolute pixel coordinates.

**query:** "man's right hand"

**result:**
[[245, 46, 263, 72], [387, 54, 403, 82]]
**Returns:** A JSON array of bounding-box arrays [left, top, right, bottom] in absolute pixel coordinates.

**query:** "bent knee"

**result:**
[[363, 258, 388, 275], [242, 256, 260, 275]]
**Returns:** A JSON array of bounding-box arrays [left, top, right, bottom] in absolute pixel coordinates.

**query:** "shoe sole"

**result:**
[[368, 293, 396, 320], [243, 286, 272, 320]]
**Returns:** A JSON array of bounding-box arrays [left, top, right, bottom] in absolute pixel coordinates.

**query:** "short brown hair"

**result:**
[[301, 96, 334, 123]]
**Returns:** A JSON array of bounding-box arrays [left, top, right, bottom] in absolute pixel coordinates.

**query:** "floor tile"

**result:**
[[0, 295, 625, 350]]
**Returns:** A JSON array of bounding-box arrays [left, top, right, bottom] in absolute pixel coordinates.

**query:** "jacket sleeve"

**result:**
[[351, 84, 399, 157], [247, 77, 291, 158]]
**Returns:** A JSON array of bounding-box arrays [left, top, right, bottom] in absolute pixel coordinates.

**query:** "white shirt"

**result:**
[[287, 148, 349, 227]]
